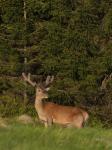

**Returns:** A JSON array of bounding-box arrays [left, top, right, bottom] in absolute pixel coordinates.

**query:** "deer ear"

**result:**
[[45, 87, 50, 91]]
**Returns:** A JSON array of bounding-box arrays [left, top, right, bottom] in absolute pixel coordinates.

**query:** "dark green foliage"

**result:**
[[0, 0, 112, 127]]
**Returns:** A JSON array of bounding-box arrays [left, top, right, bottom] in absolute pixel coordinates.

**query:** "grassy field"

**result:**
[[0, 123, 112, 150]]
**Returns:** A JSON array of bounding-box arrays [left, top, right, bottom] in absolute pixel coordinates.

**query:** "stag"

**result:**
[[22, 73, 89, 128]]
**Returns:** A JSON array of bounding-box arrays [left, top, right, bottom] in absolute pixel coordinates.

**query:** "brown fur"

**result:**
[[22, 73, 89, 128], [35, 89, 89, 128]]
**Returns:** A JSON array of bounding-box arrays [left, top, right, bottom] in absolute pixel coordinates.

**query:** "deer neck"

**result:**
[[35, 96, 45, 118]]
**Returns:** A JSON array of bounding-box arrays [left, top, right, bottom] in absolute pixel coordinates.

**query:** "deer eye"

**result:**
[[37, 89, 41, 92]]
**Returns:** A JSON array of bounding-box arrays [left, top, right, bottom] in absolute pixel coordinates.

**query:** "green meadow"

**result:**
[[0, 123, 112, 150]]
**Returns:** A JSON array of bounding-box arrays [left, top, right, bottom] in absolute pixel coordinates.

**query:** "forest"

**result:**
[[0, 0, 112, 127]]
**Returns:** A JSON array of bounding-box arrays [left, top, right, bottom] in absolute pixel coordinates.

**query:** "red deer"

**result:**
[[22, 73, 89, 128]]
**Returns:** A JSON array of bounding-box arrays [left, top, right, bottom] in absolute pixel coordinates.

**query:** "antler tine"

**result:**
[[109, 73, 112, 79], [28, 73, 31, 80], [22, 72, 37, 87], [45, 75, 51, 85], [50, 75, 54, 83], [45, 75, 54, 87]]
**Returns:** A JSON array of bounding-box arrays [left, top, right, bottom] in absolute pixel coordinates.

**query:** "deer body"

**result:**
[[22, 73, 89, 128], [41, 103, 88, 126], [35, 90, 88, 128]]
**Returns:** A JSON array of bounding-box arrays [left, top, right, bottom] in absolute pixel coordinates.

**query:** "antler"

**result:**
[[100, 73, 112, 90], [45, 75, 54, 87], [22, 72, 54, 89], [22, 72, 37, 87]]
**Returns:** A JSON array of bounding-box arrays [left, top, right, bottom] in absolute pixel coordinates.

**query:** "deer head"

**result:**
[[22, 73, 54, 100]]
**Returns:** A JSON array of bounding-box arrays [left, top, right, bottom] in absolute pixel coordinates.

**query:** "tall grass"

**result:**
[[0, 123, 112, 150]]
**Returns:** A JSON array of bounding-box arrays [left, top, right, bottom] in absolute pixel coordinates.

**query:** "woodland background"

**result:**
[[0, 0, 112, 127]]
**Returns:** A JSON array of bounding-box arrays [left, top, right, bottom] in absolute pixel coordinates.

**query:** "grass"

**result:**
[[0, 123, 112, 150]]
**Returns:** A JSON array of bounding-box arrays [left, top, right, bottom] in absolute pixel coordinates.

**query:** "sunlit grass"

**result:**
[[0, 123, 112, 150]]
